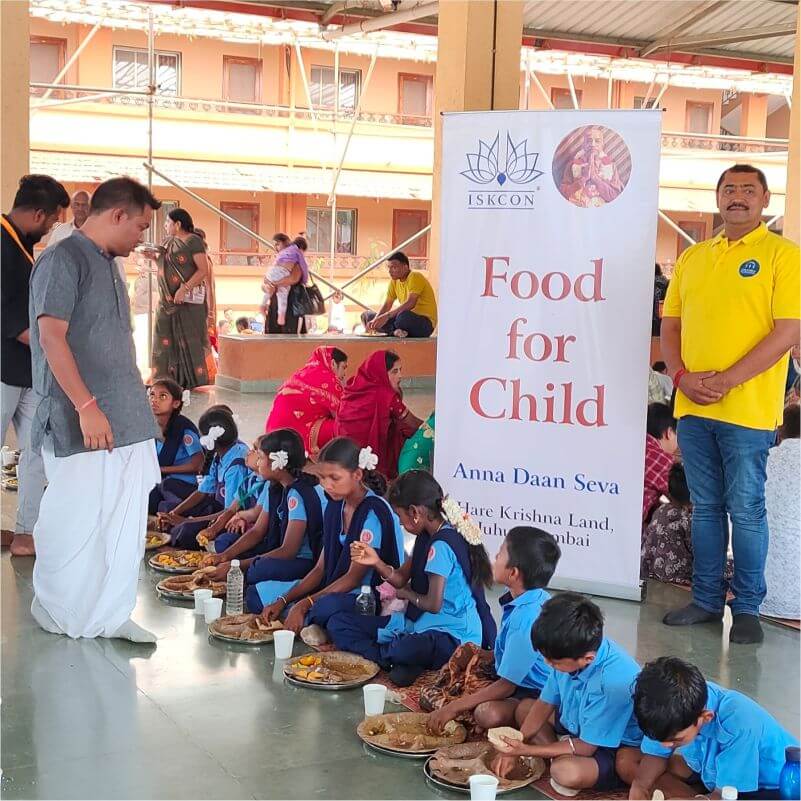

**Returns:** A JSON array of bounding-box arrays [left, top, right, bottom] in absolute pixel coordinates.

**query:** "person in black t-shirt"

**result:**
[[1, 174, 69, 555]]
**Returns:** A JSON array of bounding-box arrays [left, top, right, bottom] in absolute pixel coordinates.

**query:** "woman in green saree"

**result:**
[[151, 209, 216, 389], [397, 411, 435, 474]]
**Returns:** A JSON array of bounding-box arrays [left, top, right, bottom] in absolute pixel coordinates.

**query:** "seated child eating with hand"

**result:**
[[428, 527, 560, 734], [492, 593, 643, 797], [618, 656, 798, 800]]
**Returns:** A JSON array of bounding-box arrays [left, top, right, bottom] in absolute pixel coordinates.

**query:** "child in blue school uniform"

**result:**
[[193, 438, 265, 548], [325, 470, 496, 688], [492, 592, 643, 797], [157, 408, 250, 549], [428, 527, 561, 733], [204, 430, 328, 611], [147, 378, 204, 515], [619, 656, 799, 800], [260, 437, 404, 642]]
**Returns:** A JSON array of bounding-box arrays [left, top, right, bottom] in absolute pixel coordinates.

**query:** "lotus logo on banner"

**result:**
[[461, 132, 543, 210]]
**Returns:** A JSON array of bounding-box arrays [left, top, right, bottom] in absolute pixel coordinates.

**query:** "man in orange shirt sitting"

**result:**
[[363, 251, 437, 338]]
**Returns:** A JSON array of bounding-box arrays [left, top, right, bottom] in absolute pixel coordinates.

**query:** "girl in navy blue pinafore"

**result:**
[[198, 429, 327, 610], [260, 437, 404, 637], [158, 408, 249, 549], [147, 378, 204, 515], [326, 470, 496, 687]]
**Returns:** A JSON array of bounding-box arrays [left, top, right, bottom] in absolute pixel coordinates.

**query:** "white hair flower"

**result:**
[[358, 446, 379, 471], [199, 425, 225, 450], [442, 496, 483, 546], [269, 450, 289, 471]]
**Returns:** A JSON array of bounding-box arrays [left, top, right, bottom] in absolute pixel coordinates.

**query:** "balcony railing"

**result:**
[[30, 87, 434, 129], [661, 131, 788, 153], [210, 251, 429, 272]]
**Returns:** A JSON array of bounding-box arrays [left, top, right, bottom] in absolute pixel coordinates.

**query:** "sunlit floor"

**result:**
[[1, 388, 798, 800]]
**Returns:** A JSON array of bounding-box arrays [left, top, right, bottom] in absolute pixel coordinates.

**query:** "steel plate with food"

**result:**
[[209, 614, 284, 644], [145, 531, 171, 551], [148, 549, 210, 573], [283, 652, 379, 690], [424, 741, 545, 794], [357, 712, 467, 755], [156, 569, 226, 600]]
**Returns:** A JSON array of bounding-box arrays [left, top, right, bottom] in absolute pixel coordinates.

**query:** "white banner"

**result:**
[[435, 110, 661, 600]]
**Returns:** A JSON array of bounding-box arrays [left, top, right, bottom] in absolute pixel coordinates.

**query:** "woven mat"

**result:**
[[668, 582, 800, 631], [373, 669, 439, 713]]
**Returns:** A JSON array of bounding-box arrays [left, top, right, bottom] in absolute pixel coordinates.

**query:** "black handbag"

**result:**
[[290, 282, 327, 316]]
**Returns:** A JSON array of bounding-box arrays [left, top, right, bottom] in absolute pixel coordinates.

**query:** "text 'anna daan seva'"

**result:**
[[452, 463, 620, 494]]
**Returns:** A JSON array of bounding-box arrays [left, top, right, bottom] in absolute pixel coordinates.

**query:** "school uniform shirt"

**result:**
[[198, 442, 249, 506], [343, 491, 404, 591], [235, 473, 265, 510], [641, 682, 798, 792], [257, 483, 329, 560], [495, 589, 552, 691], [155, 428, 202, 485], [539, 638, 643, 748]]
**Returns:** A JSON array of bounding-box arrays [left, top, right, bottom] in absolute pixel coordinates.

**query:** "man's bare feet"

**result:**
[[393, 329, 408, 338], [10, 534, 35, 557], [1, 529, 14, 548]]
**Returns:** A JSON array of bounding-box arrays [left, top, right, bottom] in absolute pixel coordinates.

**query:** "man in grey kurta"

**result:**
[[29, 177, 162, 642]]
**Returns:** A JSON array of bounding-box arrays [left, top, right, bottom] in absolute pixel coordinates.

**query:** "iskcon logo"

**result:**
[[461, 132, 543, 210]]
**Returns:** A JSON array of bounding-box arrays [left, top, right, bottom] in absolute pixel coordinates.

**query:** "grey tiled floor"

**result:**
[[1, 389, 798, 799]]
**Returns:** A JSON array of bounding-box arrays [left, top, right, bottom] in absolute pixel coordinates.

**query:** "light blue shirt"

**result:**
[[494, 589, 552, 690], [285, 485, 328, 560], [641, 682, 799, 792], [198, 441, 249, 505], [540, 638, 643, 748], [155, 427, 202, 485], [339, 492, 404, 591], [405, 540, 481, 646]]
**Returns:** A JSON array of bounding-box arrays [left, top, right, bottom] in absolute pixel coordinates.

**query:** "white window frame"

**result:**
[[309, 65, 361, 111], [112, 46, 182, 96]]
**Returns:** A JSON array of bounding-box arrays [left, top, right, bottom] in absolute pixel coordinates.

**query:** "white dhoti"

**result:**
[[31, 437, 160, 638]]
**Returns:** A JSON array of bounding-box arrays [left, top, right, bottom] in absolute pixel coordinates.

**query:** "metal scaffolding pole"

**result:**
[[528, 69, 554, 109], [30, 82, 148, 96], [566, 70, 579, 109], [31, 91, 132, 110], [324, 223, 432, 300], [658, 210, 696, 245], [143, 163, 371, 311]]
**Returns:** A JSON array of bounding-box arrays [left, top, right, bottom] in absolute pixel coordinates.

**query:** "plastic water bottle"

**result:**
[[721, 788, 737, 800], [780, 746, 801, 800], [226, 560, 244, 616], [355, 585, 376, 616]]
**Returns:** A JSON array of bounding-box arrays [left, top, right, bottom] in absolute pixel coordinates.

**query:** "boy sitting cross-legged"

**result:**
[[618, 656, 798, 800], [492, 593, 643, 797], [428, 527, 561, 734]]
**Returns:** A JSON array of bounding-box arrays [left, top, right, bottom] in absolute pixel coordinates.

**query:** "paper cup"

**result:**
[[273, 629, 295, 659], [469, 774, 499, 801], [203, 597, 223, 623], [362, 683, 387, 717], [1, 448, 14, 467], [193, 589, 213, 615]]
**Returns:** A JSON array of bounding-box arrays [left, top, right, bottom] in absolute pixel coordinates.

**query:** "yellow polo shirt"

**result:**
[[664, 223, 800, 430], [387, 270, 438, 328]]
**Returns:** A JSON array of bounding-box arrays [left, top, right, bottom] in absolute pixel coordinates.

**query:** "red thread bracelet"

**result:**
[[672, 369, 687, 388], [77, 396, 97, 412]]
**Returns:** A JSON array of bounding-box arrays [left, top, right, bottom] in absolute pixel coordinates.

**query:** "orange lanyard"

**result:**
[[1, 216, 34, 265]]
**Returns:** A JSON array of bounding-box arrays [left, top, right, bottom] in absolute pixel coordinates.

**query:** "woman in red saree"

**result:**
[[336, 350, 423, 479], [266, 347, 348, 458]]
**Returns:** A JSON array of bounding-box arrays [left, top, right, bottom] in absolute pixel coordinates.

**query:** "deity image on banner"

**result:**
[[552, 125, 632, 208]]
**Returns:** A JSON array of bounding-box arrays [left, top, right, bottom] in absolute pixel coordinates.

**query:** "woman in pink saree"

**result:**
[[265, 347, 348, 458]]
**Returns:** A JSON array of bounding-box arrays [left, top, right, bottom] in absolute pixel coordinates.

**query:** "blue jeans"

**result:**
[[361, 310, 434, 338], [677, 416, 774, 616]]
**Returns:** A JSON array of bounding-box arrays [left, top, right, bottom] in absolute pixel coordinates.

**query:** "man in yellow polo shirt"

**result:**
[[363, 251, 437, 338], [661, 164, 800, 645]]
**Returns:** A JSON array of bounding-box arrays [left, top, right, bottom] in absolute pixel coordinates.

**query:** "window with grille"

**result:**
[[305, 207, 357, 254], [113, 47, 181, 96], [310, 66, 361, 110]]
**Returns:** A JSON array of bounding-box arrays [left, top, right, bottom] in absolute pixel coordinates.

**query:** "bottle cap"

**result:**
[[231, 560, 240, 567], [360, 585, 371, 594], [721, 787, 737, 800], [787, 745, 801, 762]]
